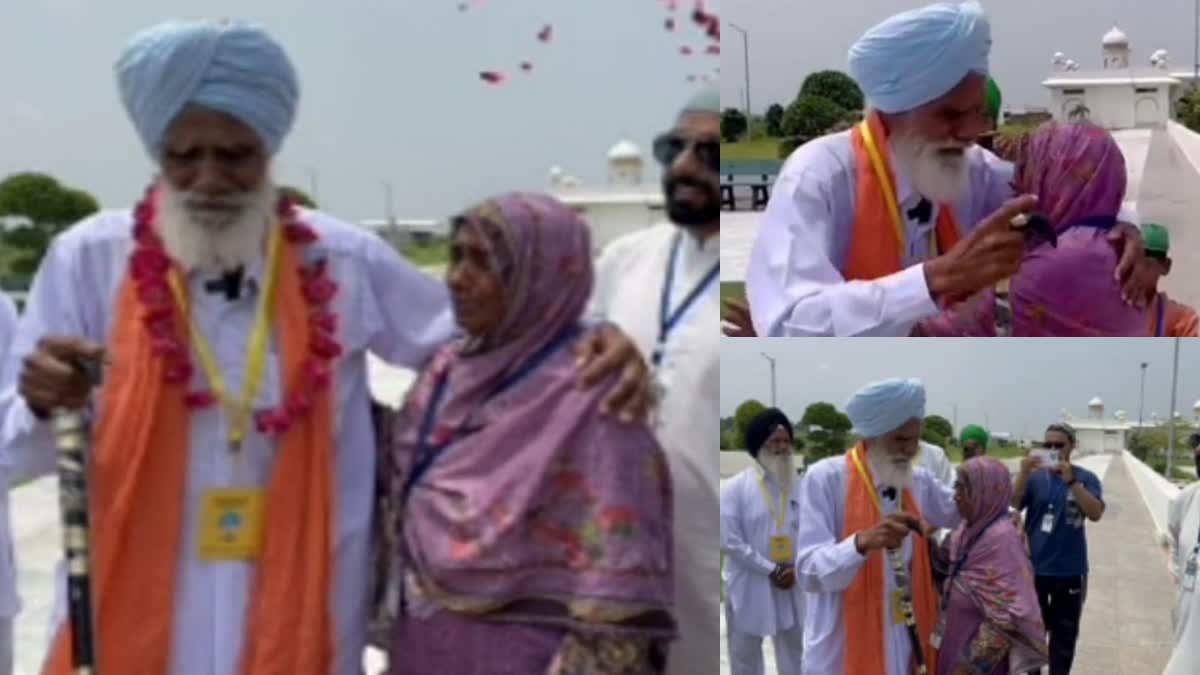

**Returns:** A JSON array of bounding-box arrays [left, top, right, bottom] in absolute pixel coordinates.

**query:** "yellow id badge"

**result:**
[[199, 489, 265, 561], [769, 535, 794, 563], [891, 590, 905, 625]]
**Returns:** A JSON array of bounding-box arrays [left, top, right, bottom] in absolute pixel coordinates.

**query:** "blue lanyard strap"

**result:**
[[1156, 293, 1166, 337], [945, 511, 1009, 596], [653, 233, 719, 366], [400, 325, 581, 502]]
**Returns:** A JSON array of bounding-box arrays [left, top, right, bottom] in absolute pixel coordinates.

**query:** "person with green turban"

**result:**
[[960, 424, 990, 459], [977, 77, 1002, 151], [1142, 223, 1200, 336]]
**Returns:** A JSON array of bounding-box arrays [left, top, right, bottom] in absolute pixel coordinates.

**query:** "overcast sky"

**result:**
[[0, 0, 716, 222], [721, 339, 1200, 440], [720, 0, 1198, 115]]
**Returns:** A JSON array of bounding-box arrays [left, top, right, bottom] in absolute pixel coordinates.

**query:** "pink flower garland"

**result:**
[[128, 184, 343, 439]]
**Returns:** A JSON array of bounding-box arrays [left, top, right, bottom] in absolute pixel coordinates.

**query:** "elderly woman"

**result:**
[[936, 458, 1047, 675], [917, 121, 1147, 336], [380, 193, 675, 674]]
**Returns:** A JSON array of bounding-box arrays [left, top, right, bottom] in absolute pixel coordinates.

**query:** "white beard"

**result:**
[[157, 182, 276, 273], [867, 447, 914, 492], [759, 452, 795, 494], [891, 130, 970, 205]]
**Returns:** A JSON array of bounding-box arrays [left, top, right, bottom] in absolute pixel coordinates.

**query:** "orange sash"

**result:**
[[846, 111, 961, 281], [841, 444, 939, 675], [43, 235, 336, 674]]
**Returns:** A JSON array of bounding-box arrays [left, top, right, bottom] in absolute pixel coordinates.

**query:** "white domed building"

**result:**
[[1043, 24, 1198, 129], [549, 139, 666, 255], [1064, 395, 1155, 455]]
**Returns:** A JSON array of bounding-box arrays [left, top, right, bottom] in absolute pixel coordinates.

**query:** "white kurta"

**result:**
[[0, 291, 17, 675], [744, 132, 1141, 337], [0, 210, 456, 675], [917, 441, 954, 488], [592, 224, 719, 675], [720, 466, 805, 636], [794, 456, 960, 675], [1166, 482, 1200, 674]]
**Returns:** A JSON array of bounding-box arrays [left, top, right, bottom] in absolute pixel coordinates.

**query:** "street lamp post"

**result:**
[[1168, 338, 1181, 477], [305, 167, 319, 204], [1137, 362, 1148, 442], [760, 352, 776, 408], [1194, 0, 1198, 85], [729, 22, 751, 131]]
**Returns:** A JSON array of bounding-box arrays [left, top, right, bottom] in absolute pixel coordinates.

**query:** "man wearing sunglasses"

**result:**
[[1164, 433, 1200, 673], [742, 1, 1156, 336], [1012, 423, 1105, 675], [590, 86, 720, 675], [1142, 223, 1199, 336]]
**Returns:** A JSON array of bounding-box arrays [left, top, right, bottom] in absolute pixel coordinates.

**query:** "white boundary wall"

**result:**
[[1122, 450, 1182, 546]]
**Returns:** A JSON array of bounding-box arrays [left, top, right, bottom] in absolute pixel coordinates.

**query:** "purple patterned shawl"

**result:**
[[916, 122, 1145, 336], [388, 192, 675, 635], [940, 458, 1047, 674]]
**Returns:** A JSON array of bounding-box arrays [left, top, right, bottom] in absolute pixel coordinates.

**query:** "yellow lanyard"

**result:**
[[849, 443, 885, 516], [859, 120, 939, 260], [755, 464, 788, 532], [167, 225, 284, 451]]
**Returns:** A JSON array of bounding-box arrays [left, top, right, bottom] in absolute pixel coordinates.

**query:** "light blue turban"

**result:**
[[680, 87, 720, 117], [116, 19, 300, 159], [847, 1, 990, 114], [846, 378, 927, 438]]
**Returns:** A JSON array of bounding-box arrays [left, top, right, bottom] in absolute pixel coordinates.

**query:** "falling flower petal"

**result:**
[[705, 44, 719, 55], [520, 61, 533, 72], [480, 71, 506, 85], [680, 46, 692, 55], [664, 18, 675, 31], [537, 24, 553, 43]]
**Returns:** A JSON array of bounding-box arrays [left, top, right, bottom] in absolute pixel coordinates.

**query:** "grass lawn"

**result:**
[[398, 240, 450, 268], [720, 282, 745, 304], [721, 138, 781, 161]]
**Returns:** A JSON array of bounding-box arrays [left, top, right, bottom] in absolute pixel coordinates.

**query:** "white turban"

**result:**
[[847, 1, 990, 114], [846, 378, 927, 438], [116, 19, 300, 159]]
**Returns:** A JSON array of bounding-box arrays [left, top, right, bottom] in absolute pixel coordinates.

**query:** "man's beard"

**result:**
[[158, 182, 276, 273], [891, 129, 971, 205], [760, 451, 795, 493], [663, 175, 719, 228], [867, 446, 914, 491]]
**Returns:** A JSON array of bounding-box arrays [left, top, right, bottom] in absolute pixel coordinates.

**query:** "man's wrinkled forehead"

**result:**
[[675, 111, 719, 139]]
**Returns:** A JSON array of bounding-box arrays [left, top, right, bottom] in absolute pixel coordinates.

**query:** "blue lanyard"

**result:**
[[400, 325, 581, 502], [1155, 293, 1166, 337], [652, 234, 719, 367], [945, 511, 1009, 594]]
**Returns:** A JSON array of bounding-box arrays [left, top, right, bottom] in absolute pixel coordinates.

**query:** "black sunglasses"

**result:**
[[653, 133, 720, 173], [1043, 441, 1068, 450]]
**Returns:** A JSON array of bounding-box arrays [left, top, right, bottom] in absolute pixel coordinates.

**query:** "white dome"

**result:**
[[1192, 399, 1200, 409], [1088, 397, 1104, 407], [607, 140, 642, 162], [1102, 25, 1128, 47]]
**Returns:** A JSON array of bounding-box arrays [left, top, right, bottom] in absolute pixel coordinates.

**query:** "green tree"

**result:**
[[279, 185, 317, 209], [733, 399, 767, 448], [765, 103, 786, 137], [923, 415, 954, 447], [799, 70, 864, 113], [781, 94, 846, 156], [721, 108, 749, 142], [801, 402, 852, 433], [1178, 88, 1200, 132], [0, 173, 99, 277]]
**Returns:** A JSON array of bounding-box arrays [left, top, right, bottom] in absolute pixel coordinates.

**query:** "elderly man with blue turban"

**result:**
[[0, 19, 651, 675], [745, 1, 1155, 337], [793, 378, 959, 674]]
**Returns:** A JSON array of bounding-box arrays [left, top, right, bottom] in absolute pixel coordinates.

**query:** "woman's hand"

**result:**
[[722, 299, 757, 337], [1110, 223, 1159, 308], [573, 325, 652, 423]]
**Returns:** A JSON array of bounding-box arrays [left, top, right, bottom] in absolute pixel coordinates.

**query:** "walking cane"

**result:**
[[887, 531, 929, 675], [54, 355, 104, 674]]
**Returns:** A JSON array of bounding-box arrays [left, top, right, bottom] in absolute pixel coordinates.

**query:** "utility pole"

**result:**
[[760, 352, 776, 408], [305, 167, 319, 204], [1137, 361, 1148, 444], [1168, 338, 1181, 477], [729, 22, 752, 127]]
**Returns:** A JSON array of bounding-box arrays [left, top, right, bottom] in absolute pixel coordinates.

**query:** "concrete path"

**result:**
[[1070, 455, 1175, 675], [1133, 128, 1200, 310]]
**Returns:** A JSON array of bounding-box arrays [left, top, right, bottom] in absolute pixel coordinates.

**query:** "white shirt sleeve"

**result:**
[[745, 161, 938, 337], [917, 469, 963, 530], [1169, 491, 1185, 581], [362, 235, 457, 369], [720, 476, 777, 575], [794, 463, 869, 592]]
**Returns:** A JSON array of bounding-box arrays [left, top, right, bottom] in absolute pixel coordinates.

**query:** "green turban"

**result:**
[[960, 424, 990, 448], [1143, 222, 1170, 255], [985, 77, 1002, 121], [680, 86, 719, 118]]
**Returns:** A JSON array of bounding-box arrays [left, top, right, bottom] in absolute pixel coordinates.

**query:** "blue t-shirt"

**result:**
[[1021, 465, 1103, 577]]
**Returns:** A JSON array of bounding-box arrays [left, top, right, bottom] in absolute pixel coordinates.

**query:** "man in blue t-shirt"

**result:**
[[1012, 423, 1105, 675]]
